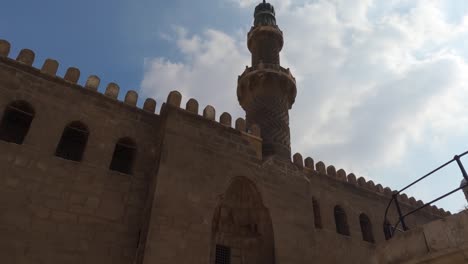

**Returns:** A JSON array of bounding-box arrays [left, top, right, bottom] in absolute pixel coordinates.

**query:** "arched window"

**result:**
[[55, 121, 89, 161], [334, 205, 350, 236], [109, 137, 136, 174], [359, 213, 375, 243], [0, 100, 35, 144], [312, 198, 322, 229], [384, 220, 392, 240]]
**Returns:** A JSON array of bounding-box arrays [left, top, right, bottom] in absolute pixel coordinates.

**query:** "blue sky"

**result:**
[[2, 0, 468, 214]]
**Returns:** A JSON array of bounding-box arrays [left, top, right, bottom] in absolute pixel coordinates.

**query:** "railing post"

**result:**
[[393, 193, 409, 231], [454, 155, 468, 181]]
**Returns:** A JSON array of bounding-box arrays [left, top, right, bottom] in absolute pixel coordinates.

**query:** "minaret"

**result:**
[[237, 1, 297, 160]]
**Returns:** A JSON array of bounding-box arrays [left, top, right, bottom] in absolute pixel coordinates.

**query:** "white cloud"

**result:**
[[141, 0, 468, 188]]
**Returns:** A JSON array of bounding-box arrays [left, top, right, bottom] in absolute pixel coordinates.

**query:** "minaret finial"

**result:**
[[254, 0, 276, 26]]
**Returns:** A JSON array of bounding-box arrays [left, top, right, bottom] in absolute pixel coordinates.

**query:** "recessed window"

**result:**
[[360, 213, 375, 243], [215, 244, 231, 264], [55, 121, 89, 162], [0, 100, 35, 144], [334, 205, 350, 236], [109, 137, 136, 174], [312, 198, 322, 229]]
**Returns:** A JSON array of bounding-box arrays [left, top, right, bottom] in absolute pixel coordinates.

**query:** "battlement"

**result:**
[[292, 152, 451, 217], [0, 39, 157, 114]]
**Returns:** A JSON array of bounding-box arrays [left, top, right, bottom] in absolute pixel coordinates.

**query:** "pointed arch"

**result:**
[[109, 137, 136, 174], [0, 100, 35, 144], [359, 213, 375, 243], [211, 177, 275, 264], [55, 121, 89, 161], [334, 205, 350, 236]]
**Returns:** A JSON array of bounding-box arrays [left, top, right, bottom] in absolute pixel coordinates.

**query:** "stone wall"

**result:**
[[139, 103, 442, 264], [0, 56, 161, 264], [373, 210, 468, 264]]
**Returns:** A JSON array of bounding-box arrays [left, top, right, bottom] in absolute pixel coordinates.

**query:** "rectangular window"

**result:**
[[215, 244, 231, 264]]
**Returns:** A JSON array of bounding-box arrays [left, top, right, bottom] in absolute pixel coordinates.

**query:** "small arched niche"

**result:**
[[359, 213, 375, 243], [109, 137, 136, 175], [211, 177, 275, 264], [334, 205, 350, 236], [55, 121, 89, 162], [0, 100, 35, 144]]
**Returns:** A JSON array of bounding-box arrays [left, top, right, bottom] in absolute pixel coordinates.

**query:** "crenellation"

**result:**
[[336, 169, 347, 181], [124, 90, 138, 106], [409, 197, 417, 206], [366, 180, 376, 191], [348, 173, 358, 185], [63, 67, 80, 83], [16, 48, 35, 66], [143, 98, 157, 113], [304, 157, 314, 170], [85, 75, 100, 90], [250, 123, 261, 137], [203, 105, 216, 120], [220, 112, 232, 127], [315, 161, 326, 174], [235, 118, 246, 132], [0, 39, 10, 57], [399, 193, 409, 204], [357, 177, 367, 188], [167, 90, 182, 107], [186, 98, 199, 113], [384, 187, 392, 197], [376, 184, 384, 193], [105, 82, 120, 99], [326, 165, 337, 178], [41, 58, 59, 75], [293, 153, 303, 169], [416, 200, 424, 207]]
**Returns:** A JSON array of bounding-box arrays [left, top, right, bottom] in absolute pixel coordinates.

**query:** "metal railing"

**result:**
[[383, 151, 468, 239]]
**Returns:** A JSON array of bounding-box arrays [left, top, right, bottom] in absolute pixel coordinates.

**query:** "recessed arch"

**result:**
[[312, 197, 322, 229], [0, 100, 35, 144], [359, 213, 375, 243], [211, 177, 275, 264], [109, 137, 137, 175], [55, 121, 89, 162], [334, 205, 350, 236]]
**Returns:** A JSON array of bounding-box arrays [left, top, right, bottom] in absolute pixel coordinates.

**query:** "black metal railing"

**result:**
[[383, 150, 468, 239]]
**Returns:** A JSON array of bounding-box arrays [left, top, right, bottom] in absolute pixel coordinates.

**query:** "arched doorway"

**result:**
[[211, 177, 275, 264]]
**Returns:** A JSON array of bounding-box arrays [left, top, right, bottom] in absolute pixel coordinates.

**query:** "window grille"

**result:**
[[215, 244, 231, 264]]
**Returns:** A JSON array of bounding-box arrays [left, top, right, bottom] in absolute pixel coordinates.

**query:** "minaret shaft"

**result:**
[[237, 1, 296, 160]]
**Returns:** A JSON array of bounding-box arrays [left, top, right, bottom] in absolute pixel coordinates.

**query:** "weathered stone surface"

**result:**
[[143, 98, 157, 113], [235, 118, 246, 132], [105, 82, 120, 98], [347, 173, 357, 185], [326, 165, 336, 177], [220, 112, 232, 127], [304, 157, 314, 170], [167, 90, 182, 107], [124, 90, 138, 106], [293, 153, 303, 169], [41, 59, 59, 75], [186, 98, 199, 114], [16, 49, 35, 65], [85, 75, 100, 90], [203, 105, 215, 120], [315, 161, 326, 174], [0, 39, 10, 57], [64, 67, 80, 83]]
